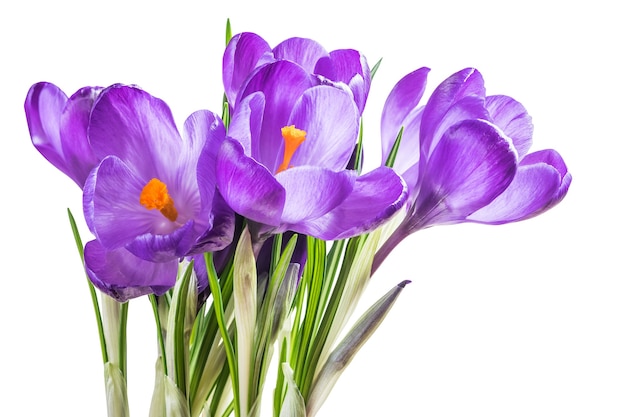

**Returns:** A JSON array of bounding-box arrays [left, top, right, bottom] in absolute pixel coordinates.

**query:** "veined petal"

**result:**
[[85, 156, 179, 250], [276, 166, 356, 224], [381, 67, 430, 158], [125, 220, 196, 262], [223, 32, 274, 106], [84, 240, 177, 302], [88, 84, 183, 182], [240, 61, 318, 169], [291, 167, 408, 240], [486, 95, 533, 158], [315, 49, 371, 113], [412, 119, 517, 228], [190, 191, 236, 255], [59, 86, 102, 187], [467, 158, 562, 224], [288, 86, 359, 171], [420, 68, 485, 154], [24, 83, 70, 179], [226, 92, 265, 160], [273, 37, 328, 73], [216, 138, 286, 226]]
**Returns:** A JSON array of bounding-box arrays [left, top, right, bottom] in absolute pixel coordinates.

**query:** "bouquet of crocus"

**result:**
[[24, 22, 571, 417]]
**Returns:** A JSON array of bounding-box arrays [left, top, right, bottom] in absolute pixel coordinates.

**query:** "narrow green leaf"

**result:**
[[225, 18, 232, 46], [385, 126, 404, 168], [370, 57, 383, 80], [306, 280, 411, 417], [280, 363, 306, 417]]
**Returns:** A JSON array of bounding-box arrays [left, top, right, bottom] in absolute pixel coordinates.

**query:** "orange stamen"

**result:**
[[139, 178, 178, 222], [277, 125, 306, 173]]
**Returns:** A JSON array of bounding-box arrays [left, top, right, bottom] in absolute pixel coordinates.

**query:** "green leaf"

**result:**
[[370, 57, 383, 80], [306, 280, 411, 417], [385, 126, 404, 168]]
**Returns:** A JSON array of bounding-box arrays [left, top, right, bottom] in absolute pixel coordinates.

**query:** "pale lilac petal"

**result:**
[[486, 95, 533, 158], [381, 67, 430, 158], [85, 156, 179, 249], [291, 167, 408, 240], [411, 119, 517, 229], [273, 37, 328, 73], [216, 138, 286, 226], [288, 86, 359, 171], [84, 240, 177, 302], [88, 84, 183, 182], [276, 166, 356, 224], [223, 32, 274, 106], [189, 191, 235, 254]]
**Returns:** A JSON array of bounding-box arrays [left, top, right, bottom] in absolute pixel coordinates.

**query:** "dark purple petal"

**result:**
[[420, 68, 486, 155], [84, 240, 177, 302], [486, 95, 533, 158], [216, 138, 286, 226], [276, 166, 356, 224], [273, 37, 328, 73], [381, 67, 430, 159], [189, 191, 236, 254], [223, 32, 274, 106], [288, 86, 359, 171], [290, 167, 408, 240], [88, 84, 183, 182], [410, 119, 517, 229]]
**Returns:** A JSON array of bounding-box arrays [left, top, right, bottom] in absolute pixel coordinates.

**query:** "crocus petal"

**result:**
[[190, 191, 236, 254], [411, 119, 517, 229], [240, 61, 318, 169], [288, 86, 359, 171], [291, 167, 408, 240], [24, 83, 70, 178], [216, 138, 286, 226], [226, 92, 265, 160], [486, 95, 533, 158], [381, 67, 430, 158], [276, 166, 356, 225], [59, 86, 101, 187], [85, 156, 181, 249], [88, 84, 183, 183], [315, 49, 371, 113], [223, 32, 274, 106], [273, 37, 328, 74], [420, 68, 486, 155], [467, 157, 563, 224], [84, 240, 177, 302], [125, 220, 196, 262]]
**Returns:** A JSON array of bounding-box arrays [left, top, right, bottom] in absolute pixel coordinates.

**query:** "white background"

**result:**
[[1, 0, 623, 416]]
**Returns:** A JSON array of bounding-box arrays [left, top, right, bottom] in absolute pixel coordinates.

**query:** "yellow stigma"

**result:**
[[277, 125, 306, 173], [139, 178, 178, 222]]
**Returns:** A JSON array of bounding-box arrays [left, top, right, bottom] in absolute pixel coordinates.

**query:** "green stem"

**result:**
[[118, 301, 129, 379], [67, 208, 108, 364], [149, 294, 168, 376]]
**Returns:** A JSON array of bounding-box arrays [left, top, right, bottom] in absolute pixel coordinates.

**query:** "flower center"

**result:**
[[139, 178, 178, 222], [277, 125, 306, 173]]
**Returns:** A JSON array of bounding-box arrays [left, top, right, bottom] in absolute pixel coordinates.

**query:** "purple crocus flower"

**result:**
[[374, 67, 571, 271], [223, 32, 371, 114], [25, 82, 102, 188], [80, 84, 234, 301], [212, 60, 407, 249]]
